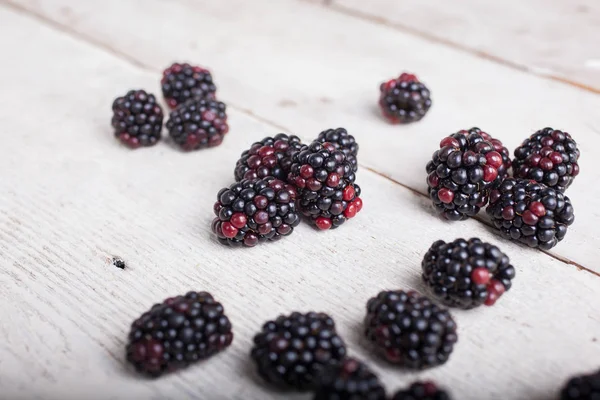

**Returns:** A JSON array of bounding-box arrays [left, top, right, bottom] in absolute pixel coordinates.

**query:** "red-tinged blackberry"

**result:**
[[126, 291, 233, 377], [379, 73, 432, 124], [251, 312, 347, 390], [364, 290, 457, 369], [426, 128, 503, 221], [288, 141, 363, 230], [161, 62, 216, 109], [487, 178, 575, 250], [166, 99, 228, 151], [422, 238, 516, 309], [513, 127, 580, 192], [316, 128, 359, 172], [392, 381, 452, 400], [211, 177, 300, 247], [234, 133, 304, 181], [313, 357, 386, 400], [561, 369, 600, 400], [111, 89, 163, 148], [477, 129, 511, 185]]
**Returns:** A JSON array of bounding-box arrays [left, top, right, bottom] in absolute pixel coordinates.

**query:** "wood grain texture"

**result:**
[[332, 0, 600, 92], [1, 2, 600, 400], [7, 0, 600, 272]]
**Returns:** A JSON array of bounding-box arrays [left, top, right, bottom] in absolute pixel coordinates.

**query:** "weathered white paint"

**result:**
[[0, 2, 599, 400]]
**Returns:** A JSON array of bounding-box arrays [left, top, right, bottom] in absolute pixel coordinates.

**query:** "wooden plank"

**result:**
[[6, 0, 600, 272], [332, 0, 600, 92], [0, 4, 599, 400]]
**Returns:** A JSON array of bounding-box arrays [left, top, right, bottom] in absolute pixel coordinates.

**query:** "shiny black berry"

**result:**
[[251, 312, 347, 390], [364, 290, 457, 369], [166, 99, 228, 151], [513, 127, 580, 192], [392, 381, 452, 400], [212, 177, 300, 247], [426, 128, 504, 221], [422, 238, 516, 309], [314, 358, 386, 400], [111, 89, 163, 148], [234, 134, 304, 181], [161, 62, 216, 109], [487, 178, 575, 250], [126, 291, 233, 377], [316, 128, 359, 172], [561, 369, 600, 400], [379, 73, 432, 124]]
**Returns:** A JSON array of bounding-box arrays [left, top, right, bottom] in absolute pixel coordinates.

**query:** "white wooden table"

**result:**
[[1, 1, 599, 399]]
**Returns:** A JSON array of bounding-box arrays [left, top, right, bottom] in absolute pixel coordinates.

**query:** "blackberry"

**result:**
[[288, 141, 363, 230], [251, 312, 347, 390], [313, 358, 386, 400], [364, 290, 457, 369], [234, 134, 304, 181], [379, 73, 432, 124], [487, 178, 575, 250], [111, 89, 163, 148], [421, 238, 516, 309], [211, 177, 300, 247], [161, 62, 216, 109], [561, 370, 600, 400], [166, 99, 228, 151], [426, 128, 503, 221], [513, 127, 580, 192], [392, 381, 452, 400], [126, 291, 233, 377], [477, 129, 511, 185], [316, 128, 359, 172]]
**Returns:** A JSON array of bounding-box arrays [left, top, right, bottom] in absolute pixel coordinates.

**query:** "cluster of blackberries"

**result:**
[[212, 128, 363, 247], [111, 62, 229, 151], [426, 127, 578, 250]]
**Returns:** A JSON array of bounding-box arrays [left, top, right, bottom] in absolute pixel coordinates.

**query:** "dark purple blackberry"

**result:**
[[561, 369, 600, 400], [251, 312, 347, 390], [392, 381, 452, 400], [426, 128, 504, 221], [487, 178, 575, 250], [234, 134, 304, 181], [126, 291, 233, 377], [379, 73, 432, 124], [364, 290, 457, 369], [513, 127, 580, 192], [111, 89, 163, 148], [313, 358, 386, 400], [161, 62, 216, 109], [316, 128, 359, 172], [211, 177, 300, 247], [166, 99, 228, 151], [422, 238, 516, 309], [288, 141, 363, 230]]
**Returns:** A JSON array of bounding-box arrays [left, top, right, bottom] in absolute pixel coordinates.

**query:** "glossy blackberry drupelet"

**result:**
[[487, 178, 575, 250], [392, 381, 452, 400], [426, 128, 504, 221], [251, 312, 347, 391], [313, 358, 386, 400], [125, 291, 233, 377], [288, 141, 363, 230], [513, 127, 580, 192], [316, 128, 359, 172], [379, 73, 432, 124], [161, 62, 216, 109], [111, 89, 163, 148], [478, 129, 511, 185], [234, 134, 304, 181], [212, 177, 300, 247], [561, 370, 600, 400], [422, 238, 516, 309], [166, 99, 228, 151], [364, 290, 457, 369]]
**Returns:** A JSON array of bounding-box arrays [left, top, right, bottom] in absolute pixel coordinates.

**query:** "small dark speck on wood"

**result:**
[[112, 257, 126, 269]]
